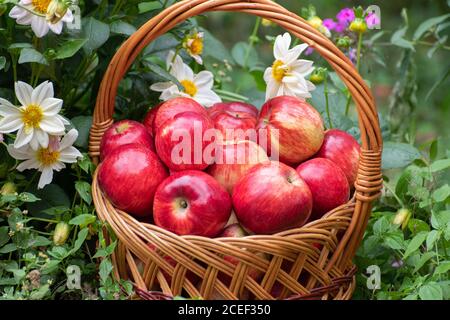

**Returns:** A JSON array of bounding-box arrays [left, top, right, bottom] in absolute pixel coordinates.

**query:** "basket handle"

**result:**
[[89, 0, 383, 269]]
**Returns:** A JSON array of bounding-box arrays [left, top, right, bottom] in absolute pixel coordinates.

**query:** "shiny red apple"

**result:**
[[142, 103, 162, 137], [100, 120, 155, 161], [98, 144, 168, 218], [256, 96, 324, 166], [155, 111, 216, 171], [296, 158, 350, 221], [232, 161, 312, 234], [208, 102, 258, 142], [153, 170, 232, 237], [153, 97, 209, 134], [315, 129, 361, 187], [207, 140, 269, 193]]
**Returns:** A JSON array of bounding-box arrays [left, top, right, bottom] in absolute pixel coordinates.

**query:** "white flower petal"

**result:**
[[7, 144, 31, 160], [31, 15, 49, 38], [49, 21, 63, 35], [59, 147, 82, 163], [62, 10, 74, 23], [31, 81, 53, 105], [38, 167, 54, 189], [194, 90, 222, 107], [60, 129, 79, 150], [35, 129, 49, 149], [285, 43, 308, 64], [194, 71, 214, 88], [0, 100, 20, 117], [15, 81, 33, 106], [14, 127, 33, 149], [39, 117, 65, 133], [52, 162, 66, 171], [274, 33, 291, 60], [17, 159, 39, 172], [0, 116, 23, 133], [40, 98, 63, 115], [265, 79, 280, 101], [192, 54, 203, 65], [150, 82, 174, 92]]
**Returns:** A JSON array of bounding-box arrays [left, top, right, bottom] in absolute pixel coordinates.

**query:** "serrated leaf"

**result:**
[[408, 218, 431, 234], [434, 261, 450, 275], [99, 258, 113, 282], [69, 227, 89, 255], [433, 184, 450, 202], [430, 159, 450, 172], [54, 39, 87, 60], [75, 181, 92, 205], [403, 232, 427, 258], [18, 48, 48, 65], [426, 230, 441, 251], [413, 252, 435, 273]]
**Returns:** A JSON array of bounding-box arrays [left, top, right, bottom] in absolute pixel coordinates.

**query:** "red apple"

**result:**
[[207, 140, 269, 193], [208, 102, 258, 142], [100, 120, 155, 161], [153, 170, 232, 237], [315, 129, 360, 187], [155, 111, 216, 171], [142, 103, 162, 137], [256, 96, 324, 166], [98, 144, 168, 218], [232, 161, 312, 234], [153, 97, 209, 134], [296, 158, 350, 221]]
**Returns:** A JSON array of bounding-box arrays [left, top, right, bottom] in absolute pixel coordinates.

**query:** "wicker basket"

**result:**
[[89, 0, 383, 300]]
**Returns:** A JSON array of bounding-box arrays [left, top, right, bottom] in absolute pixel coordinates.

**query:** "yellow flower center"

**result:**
[[272, 60, 289, 82], [37, 147, 60, 166], [189, 37, 204, 56], [181, 80, 198, 97], [308, 16, 323, 30], [21, 104, 43, 130], [32, 0, 52, 14]]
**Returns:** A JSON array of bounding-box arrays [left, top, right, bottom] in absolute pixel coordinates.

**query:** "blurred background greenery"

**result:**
[[203, 0, 450, 151]]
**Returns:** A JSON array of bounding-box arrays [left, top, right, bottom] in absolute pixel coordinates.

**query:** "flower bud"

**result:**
[[310, 67, 327, 85], [261, 18, 274, 27], [393, 208, 411, 230], [53, 222, 70, 246], [349, 18, 368, 34], [336, 36, 351, 49], [307, 16, 323, 30], [46, 0, 69, 24], [1, 182, 17, 196]]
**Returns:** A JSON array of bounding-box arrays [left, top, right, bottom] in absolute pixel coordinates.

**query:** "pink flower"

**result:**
[[334, 22, 347, 33], [337, 8, 355, 25], [366, 13, 380, 29], [304, 47, 315, 56], [323, 18, 336, 31]]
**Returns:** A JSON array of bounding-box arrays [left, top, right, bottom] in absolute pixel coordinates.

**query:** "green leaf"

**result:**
[[29, 284, 50, 300], [390, 26, 415, 51], [0, 243, 17, 254], [18, 48, 48, 65], [383, 231, 405, 250], [81, 17, 110, 54], [426, 230, 441, 251], [18, 192, 40, 203], [413, 14, 450, 40], [75, 181, 92, 205], [70, 227, 89, 255], [434, 261, 450, 275], [93, 241, 117, 258], [433, 184, 450, 202], [231, 42, 260, 69], [99, 258, 113, 282], [54, 39, 87, 60], [429, 140, 438, 161], [419, 283, 443, 300], [413, 252, 435, 273], [0, 56, 6, 71], [70, 116, 92, 149], [27, 184, 70, 214], [431, 210, 450, 230], [408, 218, 431, 234], [138, 1, 162, 13], [146, 61, 182, 90], [201, 29, 233, 62], [403, 232, 428, 258], [382, 142, 421, 170], [110, 21, 137, 36], [69, 214, 96, 227], [430, 159, 450, 173], [426, 67, 449, 101], [0, 226, 10, 247]]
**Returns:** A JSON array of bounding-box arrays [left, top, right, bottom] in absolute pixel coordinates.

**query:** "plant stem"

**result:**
[[383, 181, 405, 208], [356, 32, 363, 73], [243, 17, 261, 69], [324, 75, 332, 129]]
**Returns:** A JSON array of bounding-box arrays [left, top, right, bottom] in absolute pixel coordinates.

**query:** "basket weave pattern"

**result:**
[[89, 0, 383, 300]]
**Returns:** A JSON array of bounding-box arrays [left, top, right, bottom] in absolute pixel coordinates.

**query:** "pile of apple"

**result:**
[[98, 95, 360, 240]]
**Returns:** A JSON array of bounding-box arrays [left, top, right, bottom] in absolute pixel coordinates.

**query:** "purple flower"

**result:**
[[337, 8, 355, 25], [304, 47, 315, 56], [323, 18, 336, 31], [366, 13, 380, 29], [348, 48, 357, 65], [334, 22, 347, 33]]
